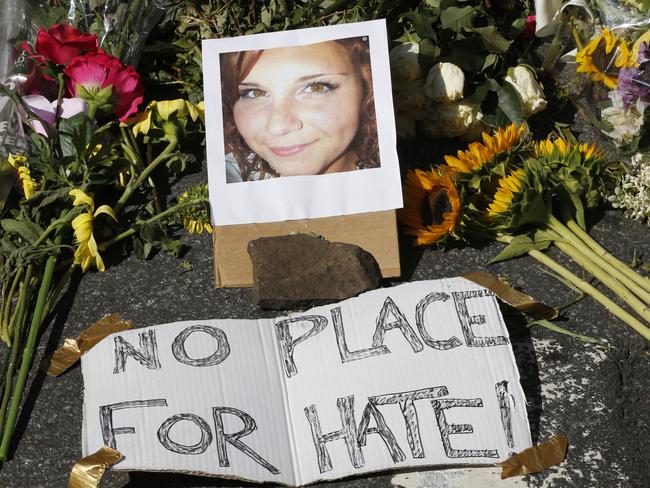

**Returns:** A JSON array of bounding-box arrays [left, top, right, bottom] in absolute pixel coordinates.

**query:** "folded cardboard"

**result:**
[[81, 278, 532, 485], [213, 210, 400, 287]]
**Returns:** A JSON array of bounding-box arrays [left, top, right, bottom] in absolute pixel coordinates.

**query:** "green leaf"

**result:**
[[59, 113, 91, 158], [1, 218, 44, 243], [527, 319, 603, 345], [0, 166, 13, 216], [440, 6, 477, 32], [490, 234, 550, 264], [470, 26, 513, 53], [401, 11, 437, 39], [496, 83, 523, 124]]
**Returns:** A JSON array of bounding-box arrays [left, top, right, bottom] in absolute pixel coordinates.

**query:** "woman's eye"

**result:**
[[239, 88, 267, 99], [303, 82, 337, 95]]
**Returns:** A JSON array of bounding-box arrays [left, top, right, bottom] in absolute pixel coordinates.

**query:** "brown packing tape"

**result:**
[[498, 434, 569, 478], [47, 314, 135, 376], [68, 446, 123, 488], [463, 271, 558, 320]]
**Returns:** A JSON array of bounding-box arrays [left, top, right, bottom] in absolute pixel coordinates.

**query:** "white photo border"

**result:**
[[202, 19, 402, 226]]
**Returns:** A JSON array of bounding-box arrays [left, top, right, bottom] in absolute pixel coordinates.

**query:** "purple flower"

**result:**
[[617, 42, 650, 108], [21, 95, 88, 136]]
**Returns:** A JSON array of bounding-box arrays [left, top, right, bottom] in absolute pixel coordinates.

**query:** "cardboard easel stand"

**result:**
[[213, 210, 400, 287]]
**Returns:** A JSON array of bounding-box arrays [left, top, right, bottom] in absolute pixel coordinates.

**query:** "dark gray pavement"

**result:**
[[0, 202, 648, 487]]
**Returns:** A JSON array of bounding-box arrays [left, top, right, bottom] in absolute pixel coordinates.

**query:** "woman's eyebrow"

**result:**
[[296, 72, 349, 82]]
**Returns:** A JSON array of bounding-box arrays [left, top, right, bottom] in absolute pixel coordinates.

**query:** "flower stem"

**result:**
[[113, 140, 178, 215], [0, 265, 34, 437], [548, 216, 650, 305], [496, 235, 650, 341], [565, 218, 650, 294], [549, 230, 650, 323], [0, 250, 58, 460], [101, 198, 207, 249]]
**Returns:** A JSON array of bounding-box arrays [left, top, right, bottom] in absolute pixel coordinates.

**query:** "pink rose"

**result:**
[[64, 52, 144, 122], [33, 24, 99, 65]]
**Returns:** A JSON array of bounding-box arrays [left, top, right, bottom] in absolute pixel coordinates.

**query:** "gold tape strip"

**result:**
[[464, 271, 558, 320], [48, 314, 134, 376], [498, 434, 569, 478], [69, 446, 123, 488]]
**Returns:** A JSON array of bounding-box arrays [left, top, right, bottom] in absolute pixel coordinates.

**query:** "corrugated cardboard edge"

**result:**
[[213, 210, 400, 288]]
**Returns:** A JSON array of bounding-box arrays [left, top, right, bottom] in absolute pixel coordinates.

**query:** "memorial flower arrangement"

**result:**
[[388, 1, 547, 140], [400, 124, 650, 341], [0, 21, 209, 459]]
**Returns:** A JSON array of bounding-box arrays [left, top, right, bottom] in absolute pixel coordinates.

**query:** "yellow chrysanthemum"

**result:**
[[183, 216, 213, 234], [486, 169, 525, 217], [8, 153, 38, 199], [444, 124, 526, 174], [127, 99, 205, 137], [69, 189, 116, 272], [177, 184, 212, 235], [399, 168, 462, 246], [576, 29, 636, 89]]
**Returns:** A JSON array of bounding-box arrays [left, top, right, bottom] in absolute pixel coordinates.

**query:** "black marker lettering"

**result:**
[[212, 407, 279, 474], [171, 325, 231, 367], [275, 315, 328, 378], [304, 395, 364, 473], [372, 297, 424, 352], [415, 292, 463, 350], [358, 401, 405, 463], [157, 413, 213, 454], [99, 399, 167, 449], [431, 398, 499, 458], [452, 290, 509, 347], [113, 330, 161, 374], [331, 306, 388, 363]]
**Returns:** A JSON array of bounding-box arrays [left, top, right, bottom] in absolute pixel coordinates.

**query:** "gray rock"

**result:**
[[248, 233, 382, 309]]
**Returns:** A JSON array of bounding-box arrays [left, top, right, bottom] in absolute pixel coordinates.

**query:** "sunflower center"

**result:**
[[422, 187, 451, 226], [591, 38, 618, 74]]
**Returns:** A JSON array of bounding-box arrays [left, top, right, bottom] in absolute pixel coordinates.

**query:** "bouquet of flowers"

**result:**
[[400, 124, 650, 341], [562, 1, 650, 226], [0, 18, 209, 460], [388, 1, 548, 141]]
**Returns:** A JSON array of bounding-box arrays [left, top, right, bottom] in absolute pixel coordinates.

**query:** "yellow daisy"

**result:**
[[126, 99, 204, 137], [177, 184, 212, 235], [69, 189, 116, 272], [8, 153, 38, 199], [576, 29, 636, 89], [444, 124, 526, 174], [399, 168, 462, 246], [486, 169, 525, 218]]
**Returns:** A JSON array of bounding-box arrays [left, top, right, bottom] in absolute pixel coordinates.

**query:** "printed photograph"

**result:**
[[220, 37, 380, 183]]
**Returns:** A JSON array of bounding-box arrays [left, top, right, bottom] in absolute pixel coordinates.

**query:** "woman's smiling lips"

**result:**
[[269, 141, 315, 157]]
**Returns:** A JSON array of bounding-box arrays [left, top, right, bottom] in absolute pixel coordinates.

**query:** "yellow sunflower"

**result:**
[[69, 189, 116, 272], [486, 169, 525, 218], [576, 29, 636, 89], [535, 138, 603, 162], [127, 99, 204, 137], [400, 168, 462, 246], [444, 124, 526, 174]]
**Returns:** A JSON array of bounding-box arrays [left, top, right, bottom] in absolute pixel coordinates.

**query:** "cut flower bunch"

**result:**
[[0, 22, 210, 460], [400, 124, 650, 341]]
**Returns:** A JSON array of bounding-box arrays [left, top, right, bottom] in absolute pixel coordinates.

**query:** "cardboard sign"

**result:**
[[81, 278, 532, 485], [202, 19, 402, 226]]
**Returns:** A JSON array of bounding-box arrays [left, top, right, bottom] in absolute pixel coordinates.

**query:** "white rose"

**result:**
[[504, 65, 547, 116], [421, 101, 483, 139], [389, 42, 421, 86], [424, 62, 465, 104]]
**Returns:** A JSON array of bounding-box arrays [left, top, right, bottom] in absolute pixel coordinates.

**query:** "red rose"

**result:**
[[521, 15, 537, 40], [64, 52, 144, 121], [34, 24, 99, 65]]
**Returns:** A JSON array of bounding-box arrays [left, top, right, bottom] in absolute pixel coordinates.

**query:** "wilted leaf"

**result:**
[[496, 82, 523, 124], [440, 6, 477, 32]]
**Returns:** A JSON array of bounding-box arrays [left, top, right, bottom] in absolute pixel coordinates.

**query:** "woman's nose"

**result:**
[[265, 98, 302, 136]]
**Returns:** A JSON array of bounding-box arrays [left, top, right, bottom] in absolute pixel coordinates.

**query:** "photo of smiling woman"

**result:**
[[221, 37, 380, 183]]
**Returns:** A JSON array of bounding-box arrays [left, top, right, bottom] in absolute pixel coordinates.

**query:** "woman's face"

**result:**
[[232, 41, 363, 176]]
